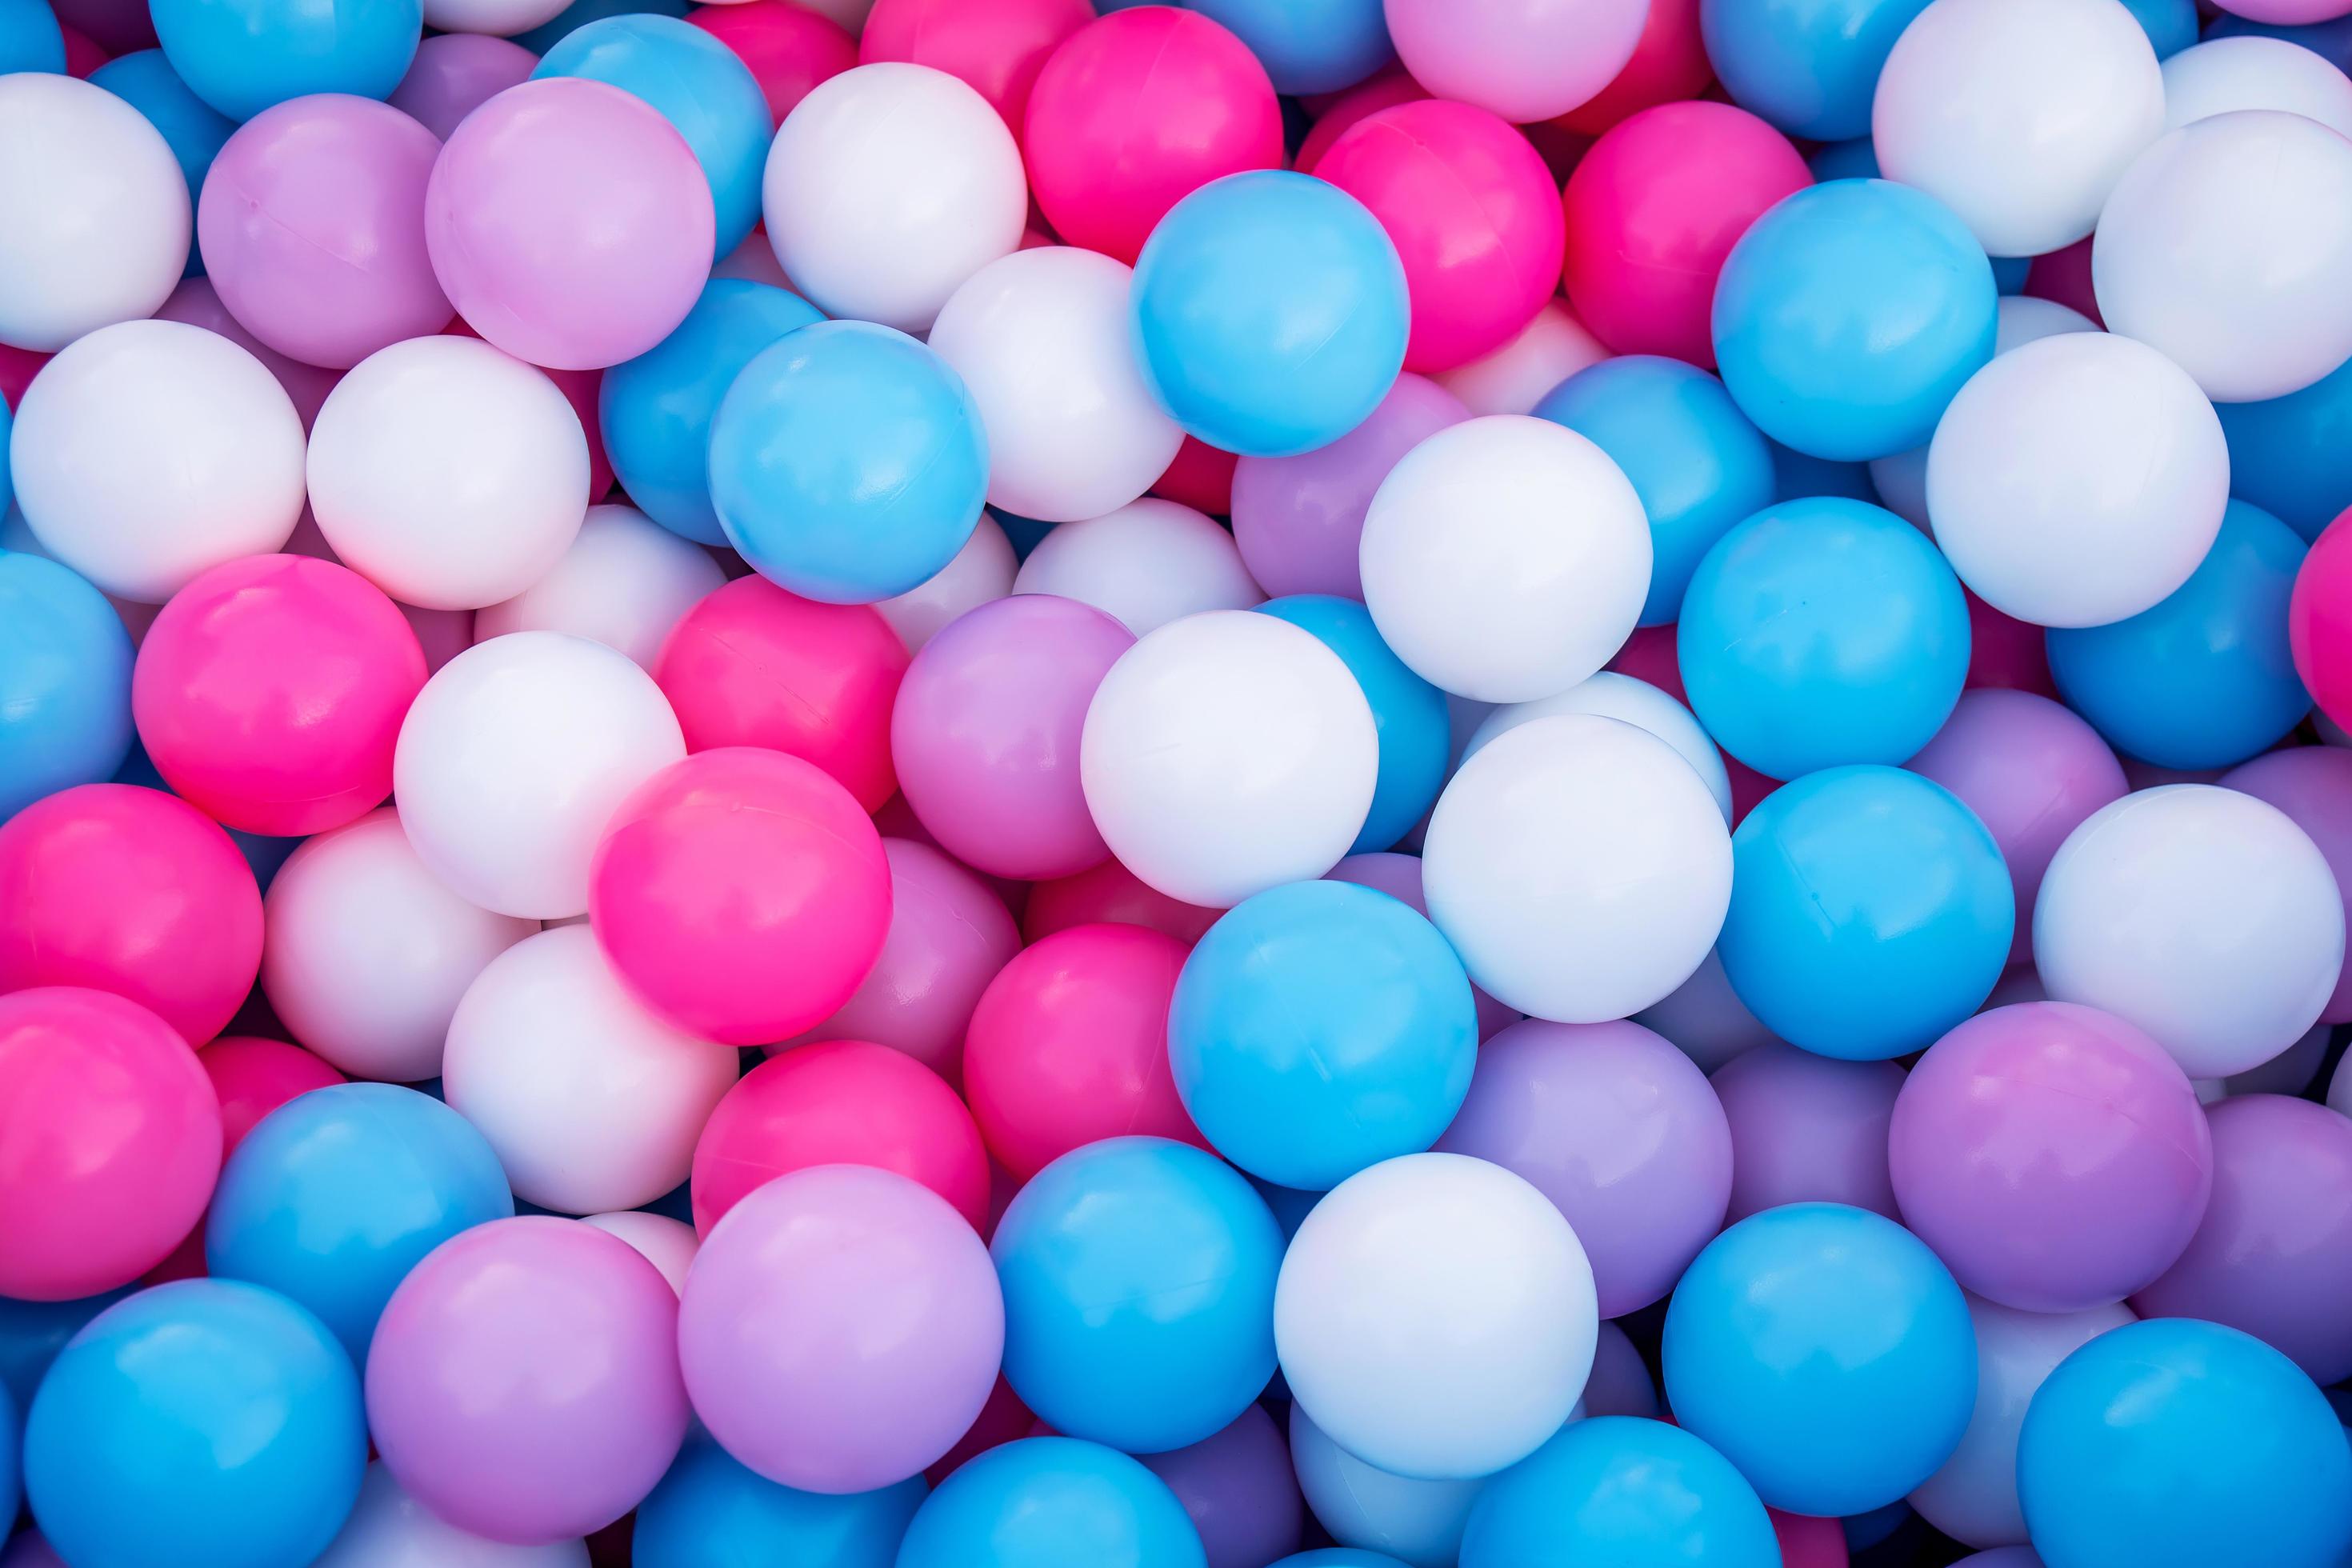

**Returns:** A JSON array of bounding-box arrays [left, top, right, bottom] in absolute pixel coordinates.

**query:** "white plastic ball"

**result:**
[[394, 631, 686, 919], [10, 319, 304, 602], [1633, 948, 1778, 1074], [1423, 714, 1732, 1023], [418, 0, 570, 34], [1873, 0, 2164, 257], [2093, 109, 2352, 402], [312, 1464, 589, 1568], [1013, 498, 1264, 637], [1080, 609, 1378, 907], [762, 63, 1026, 333], [308, 334, 590, 611], [927, 246, 1183, 523], [2035, 785, 2346, 1079], [1429, 298, 1609, 418], [2162, 37, 2352, 138], [1362, 416, 1649, 704], [473, 503, 725, 670], [1274, 1152, 1598, 1482], [262, 809, 538, 1082], [579, 1211, 699, 1294], [874, 511, 1016, 652], [0, 74, 190, 353], [1926, 331, 2226, 627], [1464, 670, 1732, 822], [443, 925, 739, 1214], [1288, 1404, 1483, 1568]]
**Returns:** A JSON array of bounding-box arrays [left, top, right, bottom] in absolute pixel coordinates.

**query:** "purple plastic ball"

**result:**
[[1137, 1404, 1306, 1568], [390, 34, 538, 142], [1713, 1042, 1904, 1223]]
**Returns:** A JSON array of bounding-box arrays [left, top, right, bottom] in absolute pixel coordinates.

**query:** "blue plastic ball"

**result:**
[[2120, 0, 2198, 58], [1718, 766, 2012, 1060], [634, 1435, 927, 1568], [2214, 352, 2352, 544], [0, 1290, 130, 1417], [2047, 501, 2309, 771], [532, 14, 773, 258], [204, 1082, 514, 1364], [1664, 1203, 1976, 1518], [1461, 1417, 1779, 1568], [149, 0, 422, 122], [87, 50, 234, 278], [0, 552, 135, 822], [991, 1138, 1282, 1454], [0, 0, 64, 75], [1169, 879, 1478, 1190], [23, 1279, 367, 1568], [1678, 496, 1969, 779], [1699, 0, 1934, 140], [601, 278, 824, 545], [1256, 594, 1447, 852], [1133, 170, 1409, 458], [709, 319, 988, 604], [1712, 178, 1997, 462], [1178, 0, 1392, 94], [895, 1437, 1208, 1568], [1534, 356, 1778, 626], [2019, 1318, 2352, 1568]]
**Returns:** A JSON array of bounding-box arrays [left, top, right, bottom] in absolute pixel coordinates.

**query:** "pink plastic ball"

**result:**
[[1295, 68, 1427, 175], [0, 784, 262, 1045], [891, 593, 1134, 882], [390, 34, 538, 142], [134, 554, 429, 838], [1022, 856, 1220, 946], [1562, 99, 1810, 368], [198, 95, 454, 371], [2210, 0, 2352, 22], [692, 1037, 990, 1233], [154, 278, 340, 432], [1385, 0, 1650, 124], [1022, 6, 1283, 265], [0, 986, 222, 1301], [1552, 0, 1709, 136], [2292, 509, 2352, 734], [590, 747, 892, 1046], [654, 576, 909, 812], [425, 77, 714, 370], [860, 0, 1091, 143], [690, 0, 858, 125], [199, 1034, 346, 1155]]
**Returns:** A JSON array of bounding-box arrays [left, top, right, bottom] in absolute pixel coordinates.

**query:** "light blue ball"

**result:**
[[2120, 0, 2198, 58], [1678, 496, 1969, 780], [634, 1436, 926, 1568], [532, 14, 773, 258], [709, 319, 987, 604], [511, 0, 690, 53], [1178, 0, 1392, 94], [205, 1083, 514, 1364], [1712, 178, 1996, 462], [0, 0, 63, 74], [0, 552, 135, 822], [1664, 1203, 1976, 1518], [2214, 351, 2352, 544], [149, 0, 422, 122], [1718, 766, 2012, 1059], [1768, 437, 1878, 503], [23, 1280, 367, 1568], [1256, 594, 1446, 852], [1461, 1417, 1779, 1568], [895, 1437, 1207, 1568], [1534, 356, 1777, 626], [1272, 1554, 1413, 1568], [1699, 0, 1934, 140], [601, 278, 824, 545], [1169, 879, 1477, 1190], [2047, 501, 2309, 771], [1133, 170, 1409, 458], [991, 1138, 1282, 1454], [2019, 1318, 2352, 1568], [88, 50, 234, 278]]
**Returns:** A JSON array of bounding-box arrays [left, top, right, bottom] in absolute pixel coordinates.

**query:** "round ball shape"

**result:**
[[630, 1438, 924, 1568], [1383, 0, 1646, 122], [0, 553, 134, 820], [313, 1464, 593, 1568], [1714, 1044, 1904, 1223], [2221, 745, 2352, 1022], [1465, 671, 1732, 822], [475, 503, 726, 672], [390, 35, 538, 138], [874, 513, 1018, 653], [1256, 594, 1447, 853], [688, 0, 858, 126], [2163, 34, 2352, 136], [1432, 296, 1610, 416], [1698, 0, 1931, 141], [151, 0, 418, 120], [897, 1438, 1205, 1568], [1288, 1403, 1481, 1567], [1134, 1405, 1304, 1568], [2295, 508, 2352, 729], [858, 0, 1092, 136], [199, 1037, 347, 1158], [1460, 1418, 1779, 1568], [1012, 499, 1263, 638]]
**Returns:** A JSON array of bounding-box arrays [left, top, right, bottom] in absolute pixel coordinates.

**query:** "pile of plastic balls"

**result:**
[[11, 0, 2352, 1563]]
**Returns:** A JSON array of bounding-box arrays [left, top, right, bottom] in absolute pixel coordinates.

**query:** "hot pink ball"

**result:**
[[425, 76, 714, 370], [891, 593, 1134, 882], [2291, 508, 2352, 734], [198, 1034, 346, 1155], [1022, 6, 1283, 265], [655, 576, 909, 812], [962, 922, 1206, 1182], [1891, 1001, 2214, 1314], [2222, 746, 2352, 1023], [692, 1037, 990, 1233], [860, 0, 1092, 143], [134, 554, 429, 838], [1295, 68, 1427, 175], [590, 746, 892, 1046], [0, 784, 262, 1045], [154, 278, 340, 431], [390, 34, 538, 142], [1314, 100, 1563, 373], [0, 986, 222, 1301], [199, 94, 453, 370], [1022, 856, 1220, 946], [1562, 99, 1810, 368], [690, 0, 858, 125], [1553, 0, 1710, 136]]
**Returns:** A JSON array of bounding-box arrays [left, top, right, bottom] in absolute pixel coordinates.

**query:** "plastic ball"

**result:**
[[1012, 499, 1263, 637], [199, 1036, 346, 1157], [1461, 1417, 1779, 1568], [678, 1164, 1002, 1494], [898, 1437, 1205, 1568], [2217, 351, 2352, 547], [1023, 855, 1220, 946], [2094, 109, 2352, 403], [150, 0, 417, 121], [1927, 331, 2228, 627], [689, 0, 858, 125], [1699, 0, 1931, 141], [25, 1279, 365, 1568], [1666, 1202, 1975, 1516], [0, 0, 62, 69], [1261, 596, 1444, 850], [2294, 509, 2352, 728], [1472, 674, 1727, 826], [442, 926, 738, 1213], [2034, 784, 2344, 1078], [633, 1436, 926, 1568], [147, 274, 339, 431], [390, 36, 538, 138], [1633, 946, 1774, 1072], [1323, 851, 1519, 1039], [1384, 0, 1646, 122], [1711, 178, 1996, 461], [368, 1217, 688, 1544], [858, 0, 1090, 138], [0, 553, 134, 820], [763, 62, 1024, 332], [575, 1210, 696, 1295], [1555, 0, 1710, 133], [876, 512, 1017, 652], [312, 1464, 590, 1567], [1131, 170, 1410, 458], [2222, 746, 2352, 1022], [0, 74, 177, 335], [2018, 1318, 2352, 1568], [1431, 296, 1610, 417], [1131, 1406, 1303, 1568], [475, 503, 723, 670], [1287, 1403, 1480, 1568], [1562, 102, 1811, 370], [85, 49, 233, 278], [2162, 34, 2352, 136]]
